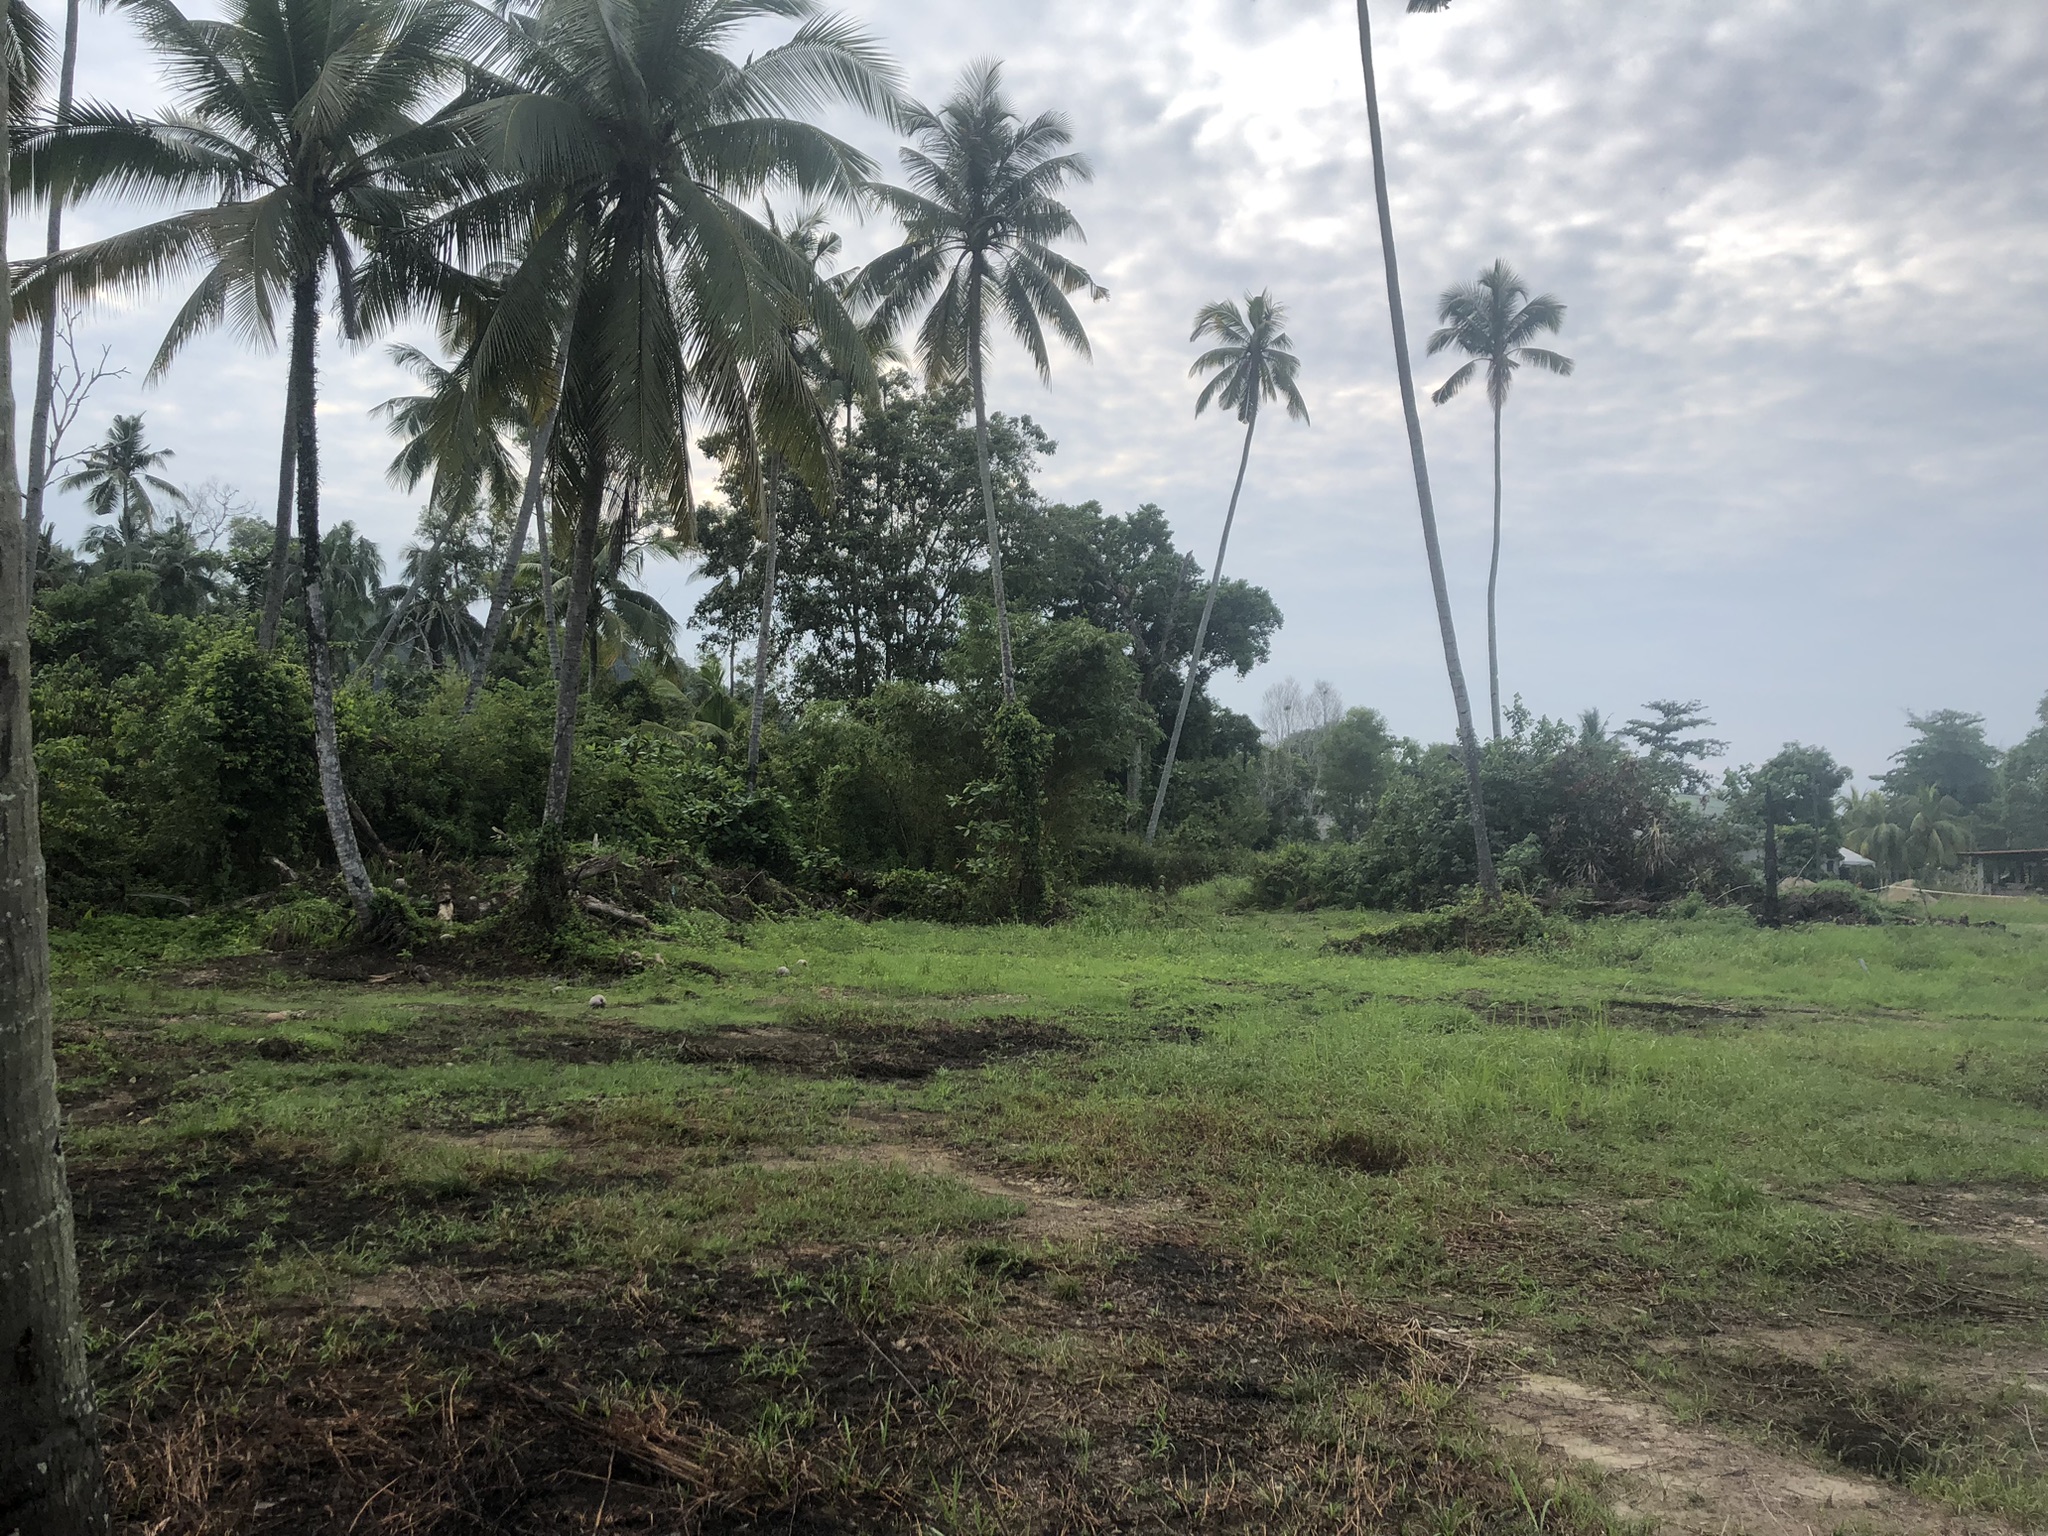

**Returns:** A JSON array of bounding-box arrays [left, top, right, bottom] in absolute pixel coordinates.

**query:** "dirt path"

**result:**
[[1492, 1373, 1994, 1536]]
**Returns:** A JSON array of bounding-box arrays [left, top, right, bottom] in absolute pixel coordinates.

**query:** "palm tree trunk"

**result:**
[[465, 268, 581, 711], [543, 452, 604, 829], [1354, 0, 1500, 898], [1147, 412, 1257, 846], [535, 495, 562, 678], [745, 465, 780, 791], [1, 48, 107, 1525], [965, 277, 1017, 703], [1487, 398, 1503, 742], [20, 0, 80, 601], [289, 271, 377, 926], [258, 363, 299, 652]]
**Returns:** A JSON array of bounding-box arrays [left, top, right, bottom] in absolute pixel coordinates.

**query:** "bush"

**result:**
[[1776, 879, 1890, 925], [1333, 889, 1550, 955]]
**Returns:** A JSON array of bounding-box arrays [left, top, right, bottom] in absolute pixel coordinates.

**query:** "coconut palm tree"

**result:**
[[738, 206, 865, 788], [1904, 786, 1970, 880], [19, 0, 472, 930], [1427, 258, 1571, 742], [1144, 291, 1307, 846], [1349, 0, 1499, 897], [1843, 787, 1909, 885], [61, 413, 187, 560], [440, 0, 896, 853], [858, 60, 1105, 704]]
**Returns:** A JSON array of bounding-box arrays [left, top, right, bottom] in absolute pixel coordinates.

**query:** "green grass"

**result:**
[[55, 886, 2048, 1532]]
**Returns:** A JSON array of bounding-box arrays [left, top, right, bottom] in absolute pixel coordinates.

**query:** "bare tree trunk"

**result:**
[[965, 275, 1016, 703], [21, 0, 80, 599], [543, 453, 604, 829], [1354, 0, 1499, 898], [744, 469, 780, 791], [0, 45, 108, 1525], [465, 275, 580, 711], [258, 364, 299, 652], [1487, 398, 1502, 742], [289, 272, 377, 925], [1147, 412, 1256, 846]]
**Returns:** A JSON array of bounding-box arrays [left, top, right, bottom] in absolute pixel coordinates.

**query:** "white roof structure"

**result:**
[[1838, 847, 1876, 868]]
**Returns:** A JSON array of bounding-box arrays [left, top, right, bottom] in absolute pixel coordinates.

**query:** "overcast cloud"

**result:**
[[21, 0, 2047, 783]]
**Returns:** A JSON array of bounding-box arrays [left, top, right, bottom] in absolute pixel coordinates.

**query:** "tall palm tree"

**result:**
[[442, 0, 895, 848], [1349, 0, 1499, 898], [740, 206, 853, 788], [1144, 291, 1307, 846], [21, 0, 79, 599], [1428, 258, 1571, 742], [60, 412, 186, 558], [20, 0, 471, 930], [859, 60, 1105, 704], [0, 14, 109, 1529]]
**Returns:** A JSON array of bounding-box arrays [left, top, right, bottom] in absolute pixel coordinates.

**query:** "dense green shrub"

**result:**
[[1243, 712, 1745, 912], [1333, 889, 1550, 955]]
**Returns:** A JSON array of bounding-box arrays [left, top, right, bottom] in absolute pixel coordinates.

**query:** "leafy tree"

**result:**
[[1622, 699, 1727, 795], [1730, 744, 1851, 880], [1883, 709, 1999, 812], [860, 60, 1105, 704], [1147, 290, 1308, 845], [1997, 694, 2048, 849], [1319, 707, 1396, 839], [1427, 259, 1571, 741], [1348, 0, 1498, 897], [1010, 498, 1279, 819], [693, 376, 1049, 701], [61, 412, 187, 562]]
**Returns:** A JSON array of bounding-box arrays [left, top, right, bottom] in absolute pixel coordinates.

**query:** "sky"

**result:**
[[19, 0, 2048, 786]]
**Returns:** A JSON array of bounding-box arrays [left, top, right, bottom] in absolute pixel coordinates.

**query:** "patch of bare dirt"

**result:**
[[677, 1011, 1080, 1080], [1864, 1185, 2048, 1264], [1707, 1322, 2048, 1401], [757, 1113, 1188, 1244], [1491, 1373, 1987, 1535]]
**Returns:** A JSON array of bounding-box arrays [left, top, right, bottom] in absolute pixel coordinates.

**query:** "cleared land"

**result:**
[[54, 889, 2048, 1533]]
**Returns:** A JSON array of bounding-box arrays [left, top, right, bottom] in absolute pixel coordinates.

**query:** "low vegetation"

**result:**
[[50, 889, 2048, 1531]]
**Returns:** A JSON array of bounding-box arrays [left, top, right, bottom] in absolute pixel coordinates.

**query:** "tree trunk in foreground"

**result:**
[[965, 275, 1017, 703], [289, 272, 377, 926], [1487, 398, 1503, 743], [21, 0, 81, 600], [0, 43, 109, 1526], [1147, 411, 1258, 846], [1354, 0, 1500, 898], [744, 470, 780, 791], [544, 453, 605, 831]]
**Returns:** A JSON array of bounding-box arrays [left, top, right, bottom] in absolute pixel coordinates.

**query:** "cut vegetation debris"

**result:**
[[50, 884, 2048, 1531]]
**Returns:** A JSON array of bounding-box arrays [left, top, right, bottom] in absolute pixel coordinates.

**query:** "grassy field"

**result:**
[[54, 886, 2048, 1533]]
